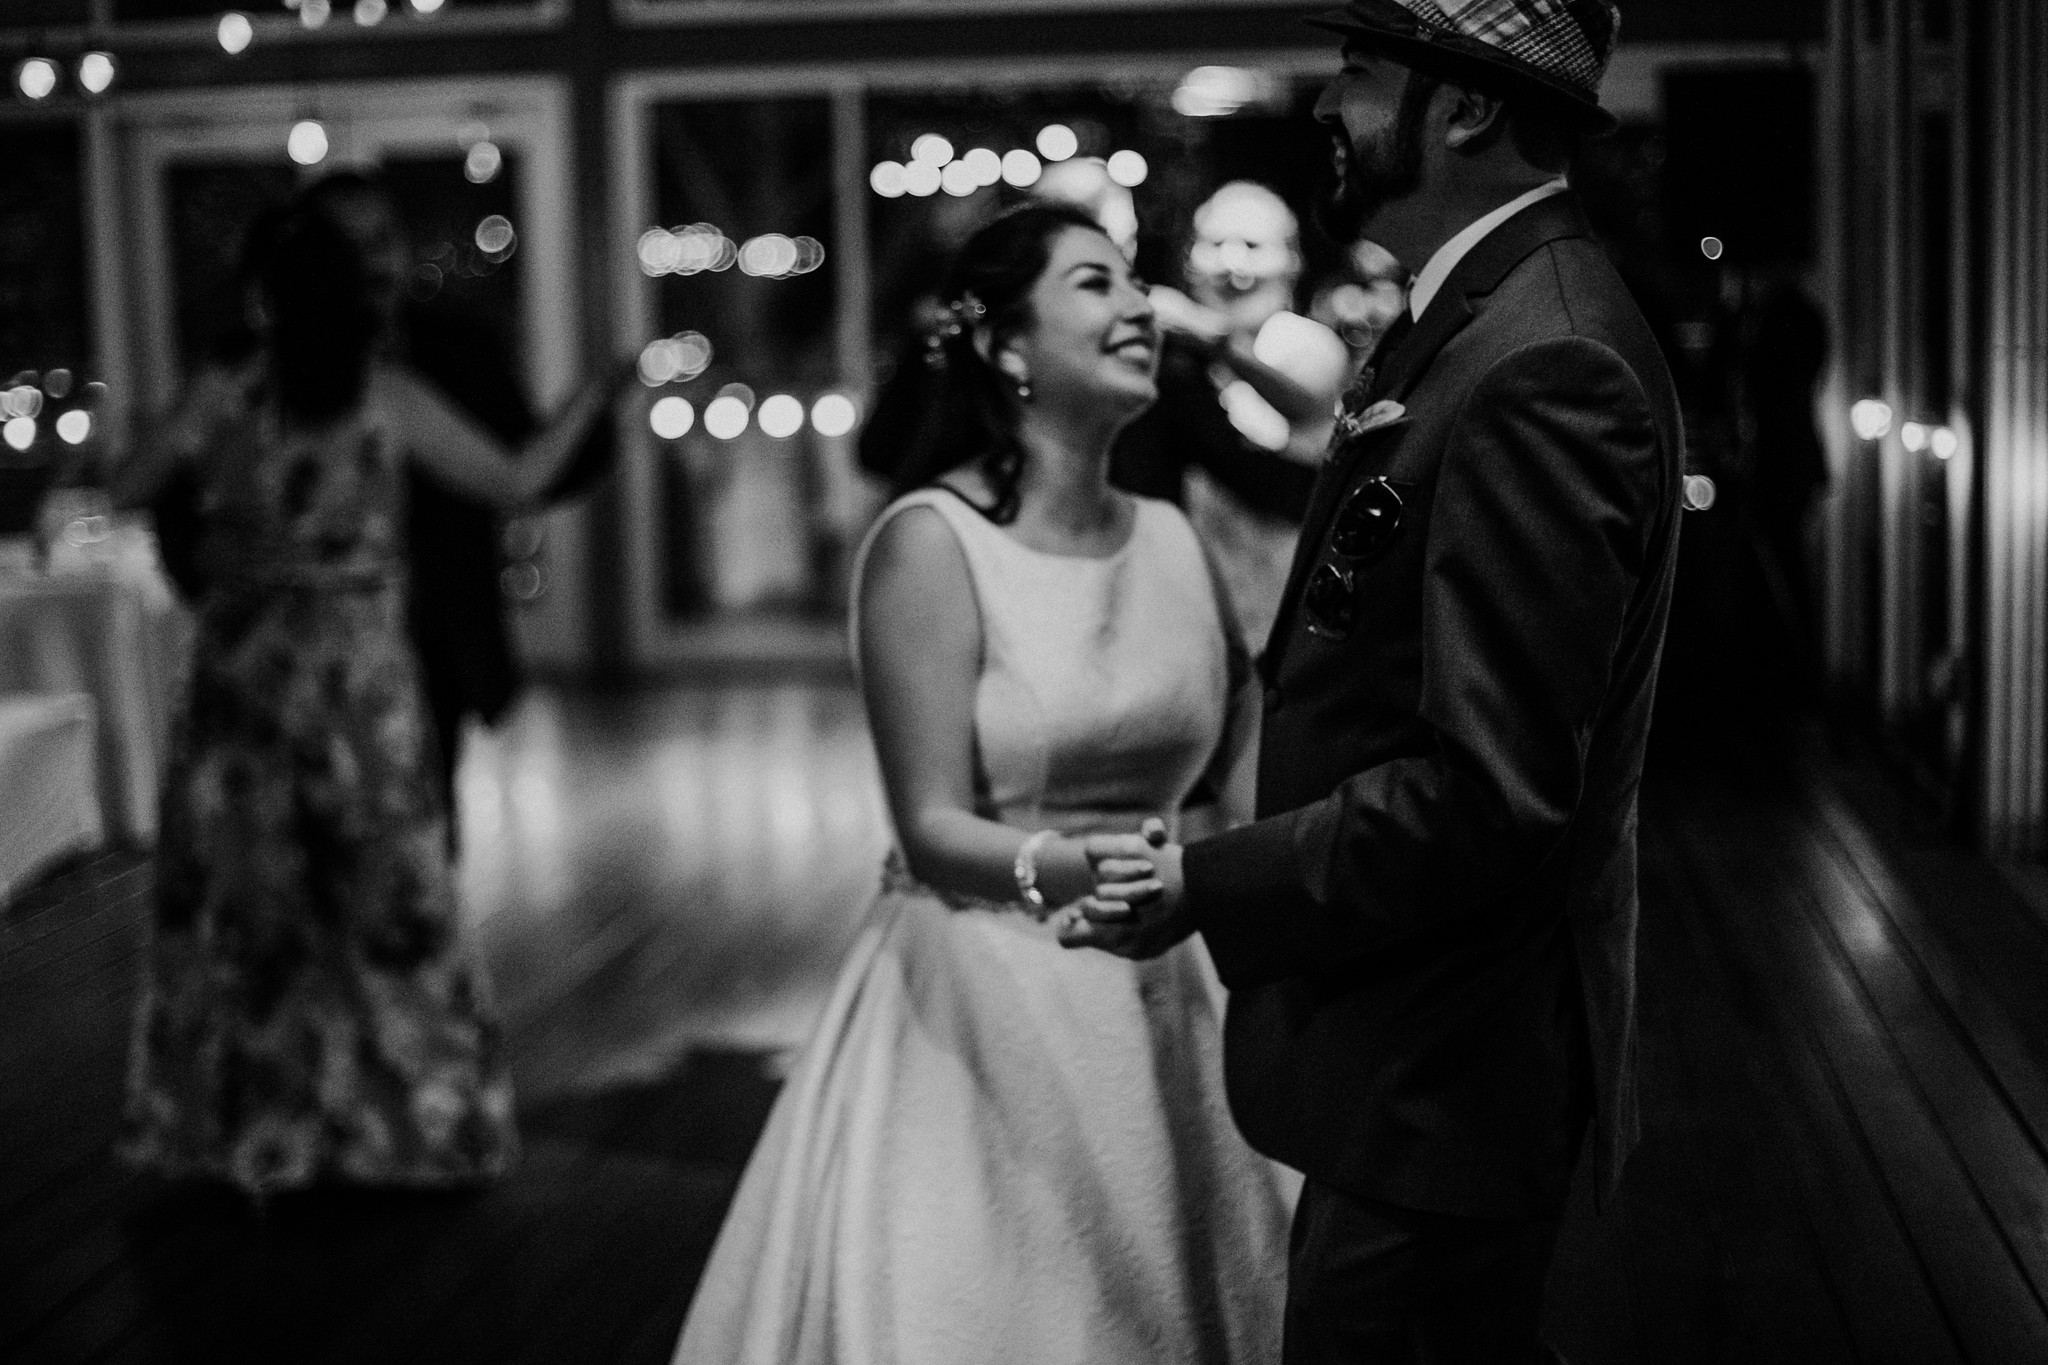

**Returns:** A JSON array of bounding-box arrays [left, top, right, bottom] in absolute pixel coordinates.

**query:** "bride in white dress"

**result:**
[[674, 203, 1295, 1365]]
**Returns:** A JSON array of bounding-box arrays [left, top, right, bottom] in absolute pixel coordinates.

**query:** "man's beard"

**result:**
[[1315, 71, 1440, 245]]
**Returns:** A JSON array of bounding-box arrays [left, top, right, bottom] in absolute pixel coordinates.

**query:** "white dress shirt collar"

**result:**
[[1407, 178, 1570, 323]]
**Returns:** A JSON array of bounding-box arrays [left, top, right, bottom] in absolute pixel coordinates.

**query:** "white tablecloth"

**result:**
[[0, 693, 103, 907], [0, 525, 192, 844]]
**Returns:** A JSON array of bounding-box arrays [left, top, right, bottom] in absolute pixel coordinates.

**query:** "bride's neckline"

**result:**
[[932, 483, 1139, 563]]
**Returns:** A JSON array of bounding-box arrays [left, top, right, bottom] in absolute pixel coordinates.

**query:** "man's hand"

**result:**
[[1057, 818, 1193, 959]]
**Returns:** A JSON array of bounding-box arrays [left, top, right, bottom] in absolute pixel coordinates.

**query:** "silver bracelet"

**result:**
[[1013, 829, 1059, 911]]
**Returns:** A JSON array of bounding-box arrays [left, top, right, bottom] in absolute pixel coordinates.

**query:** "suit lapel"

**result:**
[[1258, 193, 1596, 681]]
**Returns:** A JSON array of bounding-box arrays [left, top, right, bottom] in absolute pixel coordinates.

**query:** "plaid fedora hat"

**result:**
[[1310, 0, 1623, 132]]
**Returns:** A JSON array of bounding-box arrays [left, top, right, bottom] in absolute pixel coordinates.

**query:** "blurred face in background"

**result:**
[[999, 225, 1159, 421], [312, 183, 411, 330], [1186, 182, 1301, 333]]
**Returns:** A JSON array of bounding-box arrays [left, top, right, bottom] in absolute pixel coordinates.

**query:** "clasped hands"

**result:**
[[1054, 817, 1193, 960]]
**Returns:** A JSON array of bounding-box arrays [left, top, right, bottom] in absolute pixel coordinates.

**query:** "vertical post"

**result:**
[[1820, 0, 1853, 687], [569, 0, 626, 679], [1876, 0, 1914, 720], [1980, 0, 2012, 841], [1976, 0, 2048, 854], [1946, 0, 1975, 769], [81, 103, 130, 460], [830, 81, 871, 406], [2023, 0, 2039, 843]]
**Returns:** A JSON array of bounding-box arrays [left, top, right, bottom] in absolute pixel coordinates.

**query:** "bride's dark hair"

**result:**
[[887, 202, 1111, 525]]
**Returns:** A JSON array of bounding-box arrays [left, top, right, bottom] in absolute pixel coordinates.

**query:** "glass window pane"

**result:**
[[167, 161, 298, 367], [645, 97, 838, 621], [382, 149, 527, 364], [0, 122, 88, 379], [863, 76, 1343, 376], [0, 120, 89, 531]]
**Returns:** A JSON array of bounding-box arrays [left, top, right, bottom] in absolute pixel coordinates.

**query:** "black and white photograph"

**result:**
[[3, 0, 2047, 1360]]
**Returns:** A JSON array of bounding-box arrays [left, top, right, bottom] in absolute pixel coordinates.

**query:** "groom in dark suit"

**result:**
[[1064, 2, 1681, 1359]]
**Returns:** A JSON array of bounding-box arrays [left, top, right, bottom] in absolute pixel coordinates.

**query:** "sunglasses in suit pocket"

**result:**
[[1303, 475, 1422, 641]]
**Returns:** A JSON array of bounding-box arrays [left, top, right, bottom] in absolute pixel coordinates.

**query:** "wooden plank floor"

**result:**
[[6, 685, 2048, 1363]]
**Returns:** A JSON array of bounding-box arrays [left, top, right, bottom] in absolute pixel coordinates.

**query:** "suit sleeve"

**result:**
[[1185, 335, 1665, 988]]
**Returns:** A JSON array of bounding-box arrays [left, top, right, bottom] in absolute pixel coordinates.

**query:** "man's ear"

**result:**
[[1443, 83, 1509, 152]]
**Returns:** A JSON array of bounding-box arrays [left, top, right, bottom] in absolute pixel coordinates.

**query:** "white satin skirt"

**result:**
[[672, 869, 1297, 1365]]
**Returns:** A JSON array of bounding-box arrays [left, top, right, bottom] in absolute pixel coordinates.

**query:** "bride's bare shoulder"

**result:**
[[863, 498, 967, 599]]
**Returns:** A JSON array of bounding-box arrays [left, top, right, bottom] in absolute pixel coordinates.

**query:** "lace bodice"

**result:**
[[854, 488, 1231, 837]]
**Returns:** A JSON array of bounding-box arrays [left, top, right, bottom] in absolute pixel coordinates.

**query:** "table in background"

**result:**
[[0, 523, 191, 845], [0, 693, 102, 907]]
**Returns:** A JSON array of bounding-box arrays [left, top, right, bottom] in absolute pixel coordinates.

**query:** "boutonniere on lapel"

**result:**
[[1332, 395, 1408, 445]]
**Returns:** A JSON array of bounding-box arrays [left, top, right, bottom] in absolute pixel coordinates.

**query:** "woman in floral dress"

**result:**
[[112, 204, 622, 1196]]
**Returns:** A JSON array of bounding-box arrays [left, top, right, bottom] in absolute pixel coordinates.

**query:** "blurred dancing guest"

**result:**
[[302, 173, 612, 842], [1067, 1, 1683, 1360], [150, 174, 613, 844], [675, 204, 1292, 1364], [1150, 182, 1353, 643], [112, 206, 624, 1196]]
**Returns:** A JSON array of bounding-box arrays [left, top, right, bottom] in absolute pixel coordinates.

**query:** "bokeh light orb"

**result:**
[[77, 52, 116, 95], [1900, 421, 1929, 453], [910, 134, 954, 167], [287, 119, 329, 166], [649, 396, 694, 440], [961, 147, 1002, 186], [1682, 473, 1717, 511], [1931, 426, 1959, 460], [464, 140, 501, 184], [3, 417, 35, 452], [638, 339, 679, 387], [474, 214, 516, 255], [870, 161, 907, 198], [1171, 65, 1269, 118], [299, 0, 330, 28], [671, 331, 712, 379], [16, 58, 58, 102], [940, 160, 979, 197], [218, 12, 254, 54], [1036, 124, 1079, 162], [1106, 149, 1148, 187], [1001, 149, 1043, 188], [810, 393, 857, 438], [1700, 235, 1724, 261], [55, 409, 91, 444], [704, 395, 750, 440], [1849, 397, 1894, 442], [757, 394, 804, 439], [738, 233, 798, 278], [354, 0, 387, 23], [501, 562, 542, 601], [902, 161, 942, 197], [4, 385, 44, 418], [408, 0, 445, 13]]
